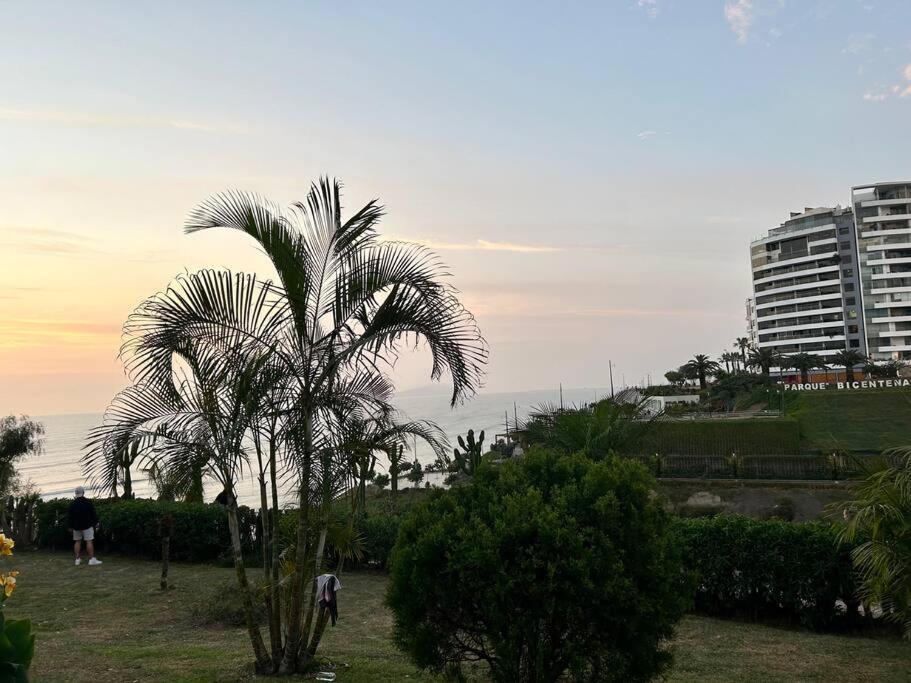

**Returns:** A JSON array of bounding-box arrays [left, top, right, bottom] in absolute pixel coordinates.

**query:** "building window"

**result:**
[[840, 241, 851, 250], [839, 227, 850, 234], [843, 254, 852, 263], [845, 297, 856, 305], [850, 339, 860, 348], [844, 283, 855, 291], [848, 309, 858, 318], [848, 325, 858, 333], [843, 269, 854, 278]]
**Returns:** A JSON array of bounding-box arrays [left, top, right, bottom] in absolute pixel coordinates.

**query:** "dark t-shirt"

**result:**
[[68, 497, 98, 531]]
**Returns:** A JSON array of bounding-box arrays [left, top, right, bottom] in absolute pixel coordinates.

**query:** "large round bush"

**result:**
[[386, 448, 689, 682]]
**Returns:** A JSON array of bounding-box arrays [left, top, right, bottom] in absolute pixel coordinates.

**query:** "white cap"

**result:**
[[75, 486, 85, 497]]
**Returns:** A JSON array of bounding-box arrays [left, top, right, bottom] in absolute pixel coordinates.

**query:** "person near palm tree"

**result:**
[[68, 486, 102, 566]]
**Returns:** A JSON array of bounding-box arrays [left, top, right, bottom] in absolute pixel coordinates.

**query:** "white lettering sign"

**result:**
[[780, 379, 911, 391]]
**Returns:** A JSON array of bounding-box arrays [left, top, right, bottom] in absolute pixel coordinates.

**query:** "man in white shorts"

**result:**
[[68, 486, 102, 566]]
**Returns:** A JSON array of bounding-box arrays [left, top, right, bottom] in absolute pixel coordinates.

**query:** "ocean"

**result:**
[[26, 385, 613, 507]]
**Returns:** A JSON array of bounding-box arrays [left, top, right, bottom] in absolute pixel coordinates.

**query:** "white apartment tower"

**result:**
[[852, 182, 911, 362], [749, 206, 865, 368]]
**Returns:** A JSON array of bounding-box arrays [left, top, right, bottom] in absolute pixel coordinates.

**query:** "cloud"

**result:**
[[382, 236, 564, 253], [635, 0, 660, 19], [0, 107, 246, 133], [0, 318, 120, 348], [842, 33, 876, 55], [0, 227, 99, 256], [862, 64, 911, 101], [724, 0, 754, 44], [636, 130, 670, 141]]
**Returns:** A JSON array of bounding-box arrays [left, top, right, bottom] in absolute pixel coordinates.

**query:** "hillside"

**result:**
[[787, 387, 911, 453]]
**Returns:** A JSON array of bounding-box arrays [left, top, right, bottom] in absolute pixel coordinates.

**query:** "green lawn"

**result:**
[[6, 550, 909, 681], [788, 387, 911, 452]]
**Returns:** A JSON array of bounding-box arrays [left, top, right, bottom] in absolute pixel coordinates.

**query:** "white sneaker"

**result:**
[[75, 558, 81, 566], [88, 557, 102, 566]]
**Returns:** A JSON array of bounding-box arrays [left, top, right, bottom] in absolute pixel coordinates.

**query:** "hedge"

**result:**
[[642, 418, 801, 456], [35, 498, 258, 562], [672, 515, 860, 630]]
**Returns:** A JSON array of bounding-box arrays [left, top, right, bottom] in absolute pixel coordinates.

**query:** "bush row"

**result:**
[[641, 418, 801, 456], [671, 515, 859, 630], [35, 498, 258, 562]]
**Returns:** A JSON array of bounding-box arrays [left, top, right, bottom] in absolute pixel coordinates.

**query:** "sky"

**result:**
[[2, 0, 911, 415]]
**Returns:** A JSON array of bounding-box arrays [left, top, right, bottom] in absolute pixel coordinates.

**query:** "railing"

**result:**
[[626, 453, 891, 481]]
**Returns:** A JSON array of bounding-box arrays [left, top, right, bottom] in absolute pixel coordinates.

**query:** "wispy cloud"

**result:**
[[842, 33, 876, 55], [382, 236, 564, 253], [636, 130, 670, 141], [862, 63, 911, 101], [0, 107, 246, 133], [0, 318, 120, 348], [0, 227, 99, 256], [725, 0, 754, 44], [635, 0, 660, 19]]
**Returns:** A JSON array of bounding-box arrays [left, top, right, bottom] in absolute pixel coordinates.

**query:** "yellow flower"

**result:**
[[1, 573, 16, 598], [0, 535, 13, 556]]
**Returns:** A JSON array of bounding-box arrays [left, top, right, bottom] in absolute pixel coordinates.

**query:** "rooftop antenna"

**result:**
[[505, 410, 510, 439], [513, 402, 518, 432], [609, 360, 615, 398], [559, 383, 564, 411]]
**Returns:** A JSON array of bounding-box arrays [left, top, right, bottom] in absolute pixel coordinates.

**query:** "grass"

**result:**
[[787, 387, 911, 453], [5, 550, 909, 681]]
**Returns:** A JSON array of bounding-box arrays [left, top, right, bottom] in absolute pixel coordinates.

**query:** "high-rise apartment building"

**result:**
[[748, 206, 865, 369], [852, 182, 911, 362]]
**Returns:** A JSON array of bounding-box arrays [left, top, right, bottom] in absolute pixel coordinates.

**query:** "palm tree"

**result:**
[[838, 448, 911, 639], [684, 354, 720, 390], [519, 394, 654, 459], [175, 180, 486, 674], [747, 346, 782, 377], [735, 337, 751, 367], [832, 349, 865, 382], [787, 353, 826, 383]]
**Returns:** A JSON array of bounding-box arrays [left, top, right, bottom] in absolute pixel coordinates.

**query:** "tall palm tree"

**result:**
[[787, 352, 827, 383], [684, 354, 720, 389], [832, 348, 865, 382], [178, 180, 486, 674], [747, 346, 782, 377], [838, 448, 911, 639], [735, 337, 751, 367]]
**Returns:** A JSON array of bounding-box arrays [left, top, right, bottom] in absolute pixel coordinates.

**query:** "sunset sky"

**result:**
[[2, 1, 911, 415]]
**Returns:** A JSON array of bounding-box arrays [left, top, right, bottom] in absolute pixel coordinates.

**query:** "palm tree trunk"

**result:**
[[227, 498, 271, 671], [305, 606, 331, 661], [268, 430, 283, 663], [279, 416, 313, 675], [298, 521, 328, 670], [123, 462, 132, 499], [846, 365, 855, 382]]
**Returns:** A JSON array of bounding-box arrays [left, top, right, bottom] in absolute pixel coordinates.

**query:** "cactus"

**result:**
[[452, 429, 485, 477]]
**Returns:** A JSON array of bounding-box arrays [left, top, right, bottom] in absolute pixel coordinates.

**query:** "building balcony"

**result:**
[[756, 306, 844, 322], [872, 315, 911, 324], [758, 334, 845, 348], [868, 256, 911, 266], [753, 265, 838, 286], [752, 251, 838, 273], [877, 344, 911, 353], [755, 292, 843, 310], [757, 320, 845, 335], [866, 242, 911, 252], [870, 286, 911, 295], [755, 278, 841, 297], [860, 227, 911, 239], [862, 213, 911, 223]]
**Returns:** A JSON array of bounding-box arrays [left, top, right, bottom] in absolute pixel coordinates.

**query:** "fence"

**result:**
[[629, 453, 889, 481]]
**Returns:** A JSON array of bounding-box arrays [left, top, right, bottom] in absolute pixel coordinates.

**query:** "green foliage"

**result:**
[[642, 418, 800, 456], [387, 448, 688, 682], [672, 515, 859, 631], [664, 370, 686, 387], [684, 354, 721, 389], [373, 473, 390, 490], [706, 372, 776, 411], [0, 612, 34, 682], [360, 514, 401, 570], [405, 461, 423, 484], [450, 429, 484, 477], [35, 498, 257, 562], [837, 448, 911, 638], [0, 417, 43, 499], [520, 397, 653, 458]]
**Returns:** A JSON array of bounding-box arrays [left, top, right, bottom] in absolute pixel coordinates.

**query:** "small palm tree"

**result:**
[[735, 337, 751, 366], [832, 349, 865, 382], [684, 354, 720, 389], [838, 448, 911, 639], [747, 346, 782, 377], [787, 353, 827, 383]]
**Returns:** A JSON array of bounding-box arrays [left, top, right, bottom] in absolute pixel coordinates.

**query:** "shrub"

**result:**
[[34, 498, 257, 562], [387, 448, 689, 682], [672, 515, 859, 630], [360, 514, 400, 569]]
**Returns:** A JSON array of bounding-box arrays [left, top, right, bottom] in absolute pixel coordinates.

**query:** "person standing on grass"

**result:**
[[69, 486, 102, 566]]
